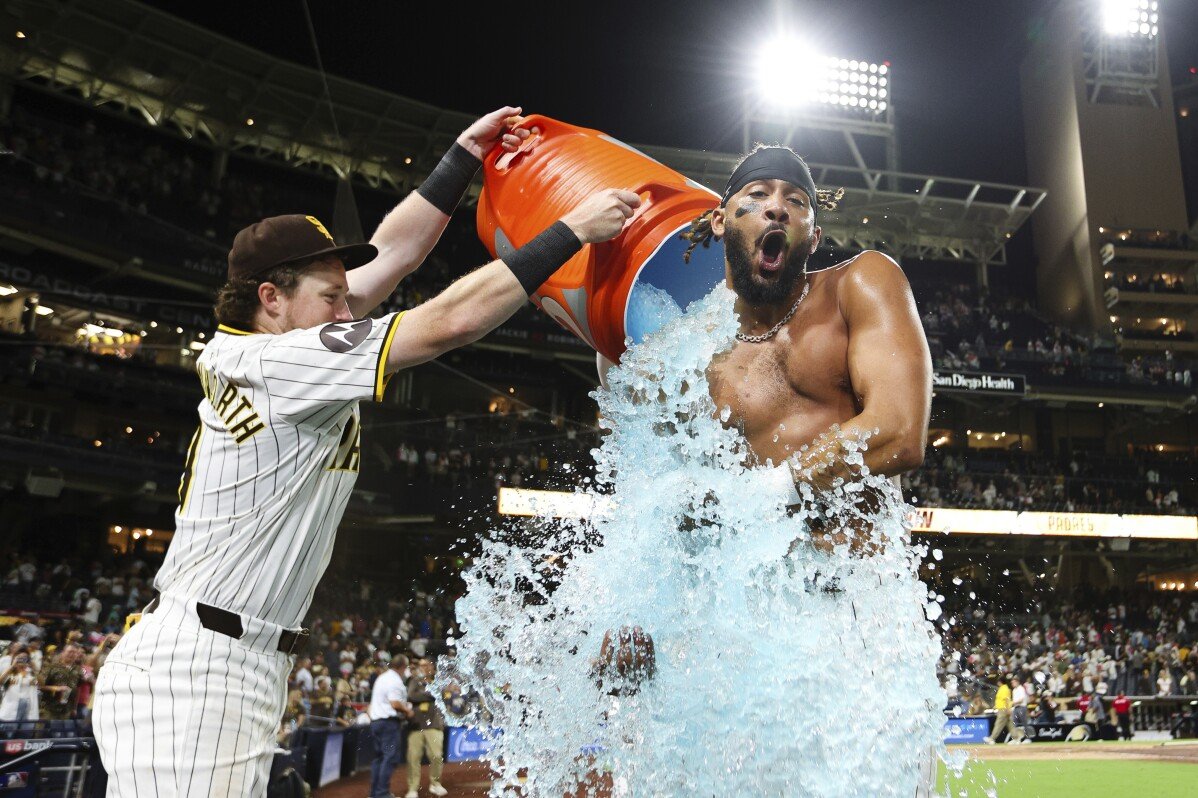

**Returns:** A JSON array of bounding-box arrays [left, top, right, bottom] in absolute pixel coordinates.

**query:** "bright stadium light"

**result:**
[[754, 38, 889, 115], [1101, 0, 1159, 39]]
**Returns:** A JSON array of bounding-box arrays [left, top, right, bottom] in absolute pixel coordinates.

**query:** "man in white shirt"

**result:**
[[1009, 677, 1029, 744], [83, 595, 103, 628], [294, 656, 314, 696], [368, 652, 413, 798]]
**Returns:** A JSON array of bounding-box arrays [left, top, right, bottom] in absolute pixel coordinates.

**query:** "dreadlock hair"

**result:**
[[680, 208, 718, 264], [680, 144, 845, 264]]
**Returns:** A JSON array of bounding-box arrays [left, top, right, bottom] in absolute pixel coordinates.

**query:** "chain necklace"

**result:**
[[736, 278, 810, 343]]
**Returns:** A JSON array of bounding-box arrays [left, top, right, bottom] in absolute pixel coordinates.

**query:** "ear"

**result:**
[[710, 206, 726, 238], [257, 282, 284, 315], [809, 224, 822, 254]]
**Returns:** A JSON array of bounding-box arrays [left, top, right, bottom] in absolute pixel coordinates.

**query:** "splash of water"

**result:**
[[443, 285, 952, 796]]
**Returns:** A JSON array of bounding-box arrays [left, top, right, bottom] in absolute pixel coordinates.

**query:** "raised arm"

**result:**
[[346, 107, 529, 318], [793, 251, 931, 487], [384, 188, 641, 373]]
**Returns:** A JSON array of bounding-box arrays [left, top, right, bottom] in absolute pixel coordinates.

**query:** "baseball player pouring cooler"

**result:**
[[91, 106, 642, 797]]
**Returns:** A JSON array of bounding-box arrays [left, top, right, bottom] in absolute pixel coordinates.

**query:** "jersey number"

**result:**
[[327, 415, 361, 472]]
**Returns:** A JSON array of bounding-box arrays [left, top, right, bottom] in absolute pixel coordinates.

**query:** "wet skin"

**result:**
[[706, 179, 932, 482]]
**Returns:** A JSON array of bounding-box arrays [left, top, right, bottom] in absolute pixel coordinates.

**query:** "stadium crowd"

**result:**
[[3, 92, 1195, 389], [918, 281, 1194, 389], [1105, 271, 1191, 295], [904, 446, 1195, 515], [6, 547, 1198, 722], [939, 584, 1198, 738], [0, 550, 462, 733]]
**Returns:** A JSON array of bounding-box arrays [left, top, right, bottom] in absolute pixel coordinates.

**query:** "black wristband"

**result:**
[[503, 221, 583, 295], [415, 142, 481, 215]]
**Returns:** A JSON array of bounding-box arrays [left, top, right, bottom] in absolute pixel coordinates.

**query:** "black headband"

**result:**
[[721, 147, 819, 216]]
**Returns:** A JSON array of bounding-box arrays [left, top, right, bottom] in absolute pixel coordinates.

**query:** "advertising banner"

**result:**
[[447, 726, 502, 763], [932, 371, 1026, 395], [942, 716, 991, 744], [320, 731, 344, 787]]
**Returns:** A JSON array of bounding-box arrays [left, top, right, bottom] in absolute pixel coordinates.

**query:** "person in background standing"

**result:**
[[404, 658, 448, 798], [1085, 684, 1108, 732], [984, 675, 1013, 744], [1008, 676, 1030, 744], [368, 652, 413, 798], [1112, 691, 1133, 740], [39, 644, 83, 720]]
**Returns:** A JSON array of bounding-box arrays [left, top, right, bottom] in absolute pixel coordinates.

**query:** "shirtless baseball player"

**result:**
[[596, 144, 932, 677], [92, 106, 641, 797]]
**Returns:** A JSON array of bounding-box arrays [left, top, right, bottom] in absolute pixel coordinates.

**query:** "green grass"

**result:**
[[938, 758, 1195, 797]]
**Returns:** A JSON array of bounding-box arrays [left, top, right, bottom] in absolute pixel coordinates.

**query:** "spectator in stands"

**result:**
[[0, 653, 39, 722], [38, 643, 83, 720], [405, 657, 448, 798], [368, 651, 413, 798], [294, 655, 314, 696], [14, 614, 43, 643], [1158, 668, 1176, 696], [335, 694, 360, 728], [310, 675, 335, 726], [335, 662, 355, 705], [18, 558, 37, 596]]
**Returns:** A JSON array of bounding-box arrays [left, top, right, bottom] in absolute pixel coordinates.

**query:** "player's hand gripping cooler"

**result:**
[[476, 115, 728, 363]]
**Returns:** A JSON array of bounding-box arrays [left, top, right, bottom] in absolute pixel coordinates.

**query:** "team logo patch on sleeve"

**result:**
[[319, 319, 373, 352]]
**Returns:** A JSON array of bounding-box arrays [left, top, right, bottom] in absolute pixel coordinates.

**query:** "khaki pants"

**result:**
[[987, 709, 1017, 742], [406, 728, 444, 792]]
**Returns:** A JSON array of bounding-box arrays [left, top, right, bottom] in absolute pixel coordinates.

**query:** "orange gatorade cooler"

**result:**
[[476, 115, 727, 363]]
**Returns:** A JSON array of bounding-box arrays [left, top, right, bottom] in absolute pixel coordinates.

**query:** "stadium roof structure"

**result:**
[[1, 0, 1043, 268]]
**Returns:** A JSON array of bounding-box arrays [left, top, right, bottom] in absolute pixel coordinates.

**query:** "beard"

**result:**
[[724, 223, 812, 307]]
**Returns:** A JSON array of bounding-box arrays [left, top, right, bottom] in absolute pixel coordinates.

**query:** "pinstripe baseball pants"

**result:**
[[93, 593, 293, 797]]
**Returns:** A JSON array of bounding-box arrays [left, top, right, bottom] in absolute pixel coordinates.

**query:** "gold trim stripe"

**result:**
[[374, 312, 404, 402]]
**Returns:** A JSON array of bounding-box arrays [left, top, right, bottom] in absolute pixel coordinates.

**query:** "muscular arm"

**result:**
[[793, 251, 931, 487], [346, 192, 454, 319], [383, 258, 529, 373], [346, 106, 526, 318], [383, 188, 638, 374]]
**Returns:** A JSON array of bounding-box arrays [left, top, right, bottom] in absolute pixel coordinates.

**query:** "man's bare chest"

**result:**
[[704, 313, 857, 457]]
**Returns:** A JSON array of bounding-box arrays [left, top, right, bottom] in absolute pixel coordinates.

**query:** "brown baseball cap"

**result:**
[[227, 214, 378, 281]]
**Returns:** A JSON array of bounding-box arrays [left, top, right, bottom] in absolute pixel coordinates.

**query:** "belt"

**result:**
[[144, 597, 309, 655]]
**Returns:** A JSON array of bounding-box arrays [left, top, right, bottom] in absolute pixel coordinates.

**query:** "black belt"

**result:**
[[144, 597, 308, 655]]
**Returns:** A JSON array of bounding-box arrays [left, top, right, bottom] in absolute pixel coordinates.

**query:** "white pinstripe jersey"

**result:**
[[154, 313, 403, 628]]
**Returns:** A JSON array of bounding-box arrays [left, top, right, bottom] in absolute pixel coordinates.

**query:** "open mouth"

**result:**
[[758, 230, 788, 272]]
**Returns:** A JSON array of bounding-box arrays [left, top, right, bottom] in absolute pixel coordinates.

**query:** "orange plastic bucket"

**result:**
[[476, 115, 727, 362]]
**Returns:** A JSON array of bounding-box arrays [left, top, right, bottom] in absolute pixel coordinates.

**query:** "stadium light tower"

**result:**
[[753, 38, 890, 116], [1085, 0, 1163, 105], [1100, 0, 1160, 38], [743, 35, 897, 176]]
